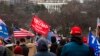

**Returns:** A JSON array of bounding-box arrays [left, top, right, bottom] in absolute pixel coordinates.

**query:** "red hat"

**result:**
[[83, 36, 87, 43], [70, 26, 82, 35]]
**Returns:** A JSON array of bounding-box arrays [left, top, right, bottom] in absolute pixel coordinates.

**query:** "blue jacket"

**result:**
[[61, 42, 90, 56]]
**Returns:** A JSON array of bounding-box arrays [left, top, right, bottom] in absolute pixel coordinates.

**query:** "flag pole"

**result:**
[[88, 27, 91, 44], [29, 13, 36, 43], [89, 27, 91, 32], [29, 27, 33, 43], [11, 23, 16, 44], [96, 27, 98, 37], [96, 17, 100, 37]]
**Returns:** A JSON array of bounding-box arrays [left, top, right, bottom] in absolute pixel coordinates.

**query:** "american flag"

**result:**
[[14, 28, 34, 38]]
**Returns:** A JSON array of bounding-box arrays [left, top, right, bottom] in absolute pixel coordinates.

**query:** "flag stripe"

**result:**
[[14, 28, 34, 38]]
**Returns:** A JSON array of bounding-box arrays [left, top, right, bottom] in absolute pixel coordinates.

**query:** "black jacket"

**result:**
[[20, 44, 29, 56]]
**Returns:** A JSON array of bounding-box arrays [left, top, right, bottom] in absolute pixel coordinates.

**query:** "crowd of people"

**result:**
[[0, 26, 95, 56]]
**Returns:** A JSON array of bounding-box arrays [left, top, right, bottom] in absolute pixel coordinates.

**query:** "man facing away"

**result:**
[[0, 38, 10, 56], [61, 26, 94, 56], [20, 38, 29, 56]]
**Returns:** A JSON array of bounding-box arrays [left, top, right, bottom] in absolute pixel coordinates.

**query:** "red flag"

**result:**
[[30, 16, 50, 36]]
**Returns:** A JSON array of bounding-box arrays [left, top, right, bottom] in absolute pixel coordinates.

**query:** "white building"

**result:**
[[29, 0, 67, 13], [38, 3, 67, 13], [28, 0, 45, 3]]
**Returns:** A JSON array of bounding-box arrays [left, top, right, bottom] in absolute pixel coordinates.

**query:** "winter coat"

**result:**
[[50, 42, 58, 53], [56, 39, 66, 56], [27, 43, 37, 56], [35, 52, 56, 56], [56, 45, 63, 56], [35, 38, 56, 56], [0, 46, 8, 56], [20, 44, 29, 56], [61, 42, 90, 56], [50, 36, 58, 53]]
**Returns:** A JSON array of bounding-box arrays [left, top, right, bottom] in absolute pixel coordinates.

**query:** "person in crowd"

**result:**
[[26, 37, 37, 56], [47, 30, 55, 42], [61, 26, 94, 56], [37, 35, 51, 47], [50, 36, 58, 54], [82, 37, 95, 56], [3, 38, 14, 56], [14, 41, 23, 56], [27, 42, 37, 56], [56, 39, 66, 56], [20, 38, 29, 56], [35, 38, 56, 56], [0, 38, 9, 56], [35, 34, 41, 41]]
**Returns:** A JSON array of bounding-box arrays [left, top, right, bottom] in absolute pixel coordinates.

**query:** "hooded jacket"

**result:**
[[61, 36, 90, 56], [35, 38, 56, 56], [50, 36, 58, 53]]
